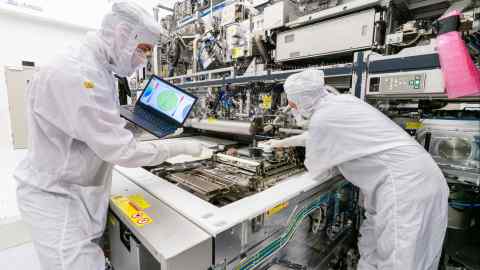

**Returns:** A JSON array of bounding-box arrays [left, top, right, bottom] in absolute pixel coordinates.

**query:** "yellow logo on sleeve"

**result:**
[[83, 80, 95, 89]]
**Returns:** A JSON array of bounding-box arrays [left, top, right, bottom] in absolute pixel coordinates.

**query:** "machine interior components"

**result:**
[[416, 119, 479, 176], [147, 147, 304, 206]]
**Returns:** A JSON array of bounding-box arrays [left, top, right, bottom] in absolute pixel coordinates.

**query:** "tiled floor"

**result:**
[[0, 148, 41, 269], [0, 148, 26, 223], [0, 243, 41, 270]]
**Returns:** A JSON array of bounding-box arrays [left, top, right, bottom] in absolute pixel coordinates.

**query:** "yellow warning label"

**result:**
[[111, 195, 153, 227], [83, 80, 95, 89], [232, 47, 243, 59], [405, 121, 423, 129], [207, 117, 217, 124], [262, 96, 272, 109], [267, 202, 289, 217], [128, 194, 151, 209]]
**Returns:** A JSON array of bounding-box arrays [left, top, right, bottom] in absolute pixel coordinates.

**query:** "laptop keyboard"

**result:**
[[131, 106, 176, 133]]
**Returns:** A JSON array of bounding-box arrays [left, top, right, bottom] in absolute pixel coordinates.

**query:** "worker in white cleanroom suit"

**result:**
[[14, 2, 203, 270], [268, 69, 449, 270]]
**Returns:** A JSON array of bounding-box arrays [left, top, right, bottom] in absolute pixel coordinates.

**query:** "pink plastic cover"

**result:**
[[437, 10, 480, 98]]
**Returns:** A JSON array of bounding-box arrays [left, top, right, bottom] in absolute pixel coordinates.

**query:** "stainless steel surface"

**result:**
[[165, 67, 235, 85], [186, 119, 253, 136], [212, 177, 361, 270], [286, 0, 382, 28], [108, 215, 160, 270], [109, 172, 212, 270], [278, 128, 305, 135], [417, 120, 479, 173], [276, 9, 376, 61], [263, 0, 299, 30], [113, 152, 360, 270], [167, 169, 234, 196], [438, 138, 473, 161], [149, 148, 304, 206]]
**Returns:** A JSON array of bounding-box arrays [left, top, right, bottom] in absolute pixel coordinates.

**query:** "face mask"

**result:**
[[298, 105, 315, 119], [288, 91, 320, 119], [131, 48, 146, 71]]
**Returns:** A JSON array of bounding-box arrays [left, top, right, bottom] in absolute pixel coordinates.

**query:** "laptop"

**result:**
[[120, 75, 198, 139]]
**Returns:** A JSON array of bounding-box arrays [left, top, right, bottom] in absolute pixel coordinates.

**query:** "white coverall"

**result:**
[[271, 69, 449, 270], [14, 2, 201, 270]]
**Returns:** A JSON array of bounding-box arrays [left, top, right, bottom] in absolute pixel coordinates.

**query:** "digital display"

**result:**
[[140, 77, 195, 124]]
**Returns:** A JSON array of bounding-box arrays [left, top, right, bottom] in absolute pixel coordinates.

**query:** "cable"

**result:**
[[234, 183, 350, 270], [390, 33, 425, 47], [449, 201, 480, 209], [236, 202, 324, 270]]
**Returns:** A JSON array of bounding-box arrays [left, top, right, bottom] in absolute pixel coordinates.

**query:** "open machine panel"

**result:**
[[146, 146, 305, 207]]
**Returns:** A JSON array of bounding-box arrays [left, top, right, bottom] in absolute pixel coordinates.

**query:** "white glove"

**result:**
[[267, 132, 308, 148], [293, 111, 310, 129], [165, 128, 184, 138], [164, 141, 204, 158]]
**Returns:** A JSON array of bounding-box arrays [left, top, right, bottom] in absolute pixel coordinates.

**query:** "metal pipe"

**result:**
[[192, 36, 200, 73], [254, 34, 269, 63], [279, 128, 305, 135], [153, 7, 159, 22], [185, 119, 253, 135], [156, 4, 174, 12]]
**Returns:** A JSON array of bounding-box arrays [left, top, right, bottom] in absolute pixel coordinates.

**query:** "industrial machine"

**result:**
[[109, 138, 362, 270], [110, 0, 480, 269], [148, 148, 305, 205]]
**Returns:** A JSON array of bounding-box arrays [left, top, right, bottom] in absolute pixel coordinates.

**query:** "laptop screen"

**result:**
[[139, 76, 196, 125]]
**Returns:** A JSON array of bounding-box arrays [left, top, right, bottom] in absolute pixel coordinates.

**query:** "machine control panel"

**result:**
[[367, 69, 445, 96], [380, 73, 426, 92]]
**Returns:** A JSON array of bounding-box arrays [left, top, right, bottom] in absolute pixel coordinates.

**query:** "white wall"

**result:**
[[0, 6, 90, 150], [0, 1, 176, 150]]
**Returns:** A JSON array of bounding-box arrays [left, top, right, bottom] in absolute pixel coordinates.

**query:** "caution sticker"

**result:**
[[231, 47, 243, 59], [267, 202, 289, 217], [405, 121, 423, 130], [128, 194, 151, 209], [207, 117, 217, 124], [111, 195, 153, 227], [262, 96, 272, 109]]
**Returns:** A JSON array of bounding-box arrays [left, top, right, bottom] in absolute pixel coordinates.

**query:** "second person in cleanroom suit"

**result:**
[[268, 69, 449, 270], [14, 1, 203, 270]]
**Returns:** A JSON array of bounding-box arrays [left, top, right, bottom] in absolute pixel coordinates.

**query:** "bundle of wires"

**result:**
[[449, 201, 480, 209], [234, 196, 330, 270]]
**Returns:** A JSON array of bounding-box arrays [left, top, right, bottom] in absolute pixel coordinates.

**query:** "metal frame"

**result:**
[[165, 65, 353, 88], [368, 53, 440, 74]]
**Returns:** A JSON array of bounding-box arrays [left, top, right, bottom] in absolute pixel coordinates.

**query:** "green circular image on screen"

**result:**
[[157, 90, 179, 111]]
